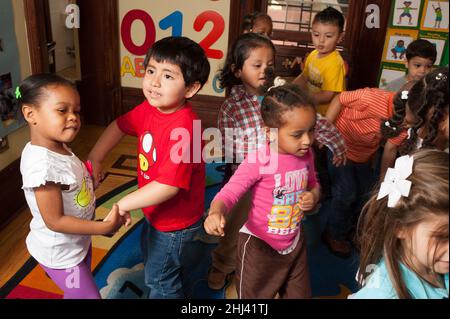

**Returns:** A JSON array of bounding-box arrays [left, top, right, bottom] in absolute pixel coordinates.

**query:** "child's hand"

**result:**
[[290, 57, 303, 69], [332, 153, 347, 167], [119, 209, 132, 227], [204, 211, 226, 237], [300, 191, 317, 212], [103, 204, 123, 234], [88, 159, 105, 189]]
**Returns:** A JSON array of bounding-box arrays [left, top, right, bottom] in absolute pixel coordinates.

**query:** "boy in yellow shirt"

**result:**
[[293, 7, 346, 116]]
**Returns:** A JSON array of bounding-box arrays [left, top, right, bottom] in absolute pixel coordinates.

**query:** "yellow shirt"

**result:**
[[302, 49, 346, 115]]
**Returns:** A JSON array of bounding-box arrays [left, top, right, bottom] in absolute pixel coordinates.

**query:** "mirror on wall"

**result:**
[[0, 0, 26, 139]]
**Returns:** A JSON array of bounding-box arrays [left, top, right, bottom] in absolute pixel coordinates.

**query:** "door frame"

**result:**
[[23, 0, 122, 126]]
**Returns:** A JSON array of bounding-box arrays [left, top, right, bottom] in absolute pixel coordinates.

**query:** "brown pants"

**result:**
[[210, 191, 252, 274], [235, 231, 311, 299]]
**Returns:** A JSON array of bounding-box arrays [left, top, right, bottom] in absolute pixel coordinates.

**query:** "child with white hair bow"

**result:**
[[351, 149, 449, 299]]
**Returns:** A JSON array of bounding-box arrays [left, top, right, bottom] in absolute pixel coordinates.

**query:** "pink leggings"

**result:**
[[39, 247, 101, 299]]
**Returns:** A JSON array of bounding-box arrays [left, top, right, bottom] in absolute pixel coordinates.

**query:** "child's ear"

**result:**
[[21, 104, 36, 125], [264, 126, 277, 143], [395, 225, 408, 239], [232, 64, 241, 78], [185, 82, 202, 99], [338, 31, 345, 44]]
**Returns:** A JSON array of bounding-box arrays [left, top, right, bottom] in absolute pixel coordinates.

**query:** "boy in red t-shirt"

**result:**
[[88, 36, 210, 298]]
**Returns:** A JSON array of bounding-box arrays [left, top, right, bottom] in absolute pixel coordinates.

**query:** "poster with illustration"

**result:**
[[378, 63, 407, 89], [421, 0, 449, 30], [419, 31, 448, 65], [382, 29, 419, 62], [392, 0, 422, 27]]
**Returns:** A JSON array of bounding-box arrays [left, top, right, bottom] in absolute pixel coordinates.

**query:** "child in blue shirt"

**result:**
[[351, 149, 449, 299]]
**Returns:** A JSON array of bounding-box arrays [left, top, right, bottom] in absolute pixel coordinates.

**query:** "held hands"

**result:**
[[103, 204, 132, 234], [204, 210, 226, 237], [300, 191, 318, 212]]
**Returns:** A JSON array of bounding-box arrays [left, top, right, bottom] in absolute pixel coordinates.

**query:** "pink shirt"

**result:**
[[214, 146, 319, 251]]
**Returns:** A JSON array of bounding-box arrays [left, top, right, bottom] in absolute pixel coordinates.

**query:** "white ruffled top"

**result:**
[[20, 143, 96, 269]]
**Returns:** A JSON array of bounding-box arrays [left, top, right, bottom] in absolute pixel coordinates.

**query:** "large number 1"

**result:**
[[194, 10, 224, 59], [159, 11, 183, 37]]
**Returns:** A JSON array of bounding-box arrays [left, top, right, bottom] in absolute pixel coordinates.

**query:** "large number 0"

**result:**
[[194, 10, 224, 59], [121, 10, 156, 56]]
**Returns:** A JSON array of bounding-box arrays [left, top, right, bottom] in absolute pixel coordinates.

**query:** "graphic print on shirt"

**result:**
[[139, 132, 157, 180], [307, 64, 323, 91], [267, 169, 308, 235], [74, 176, 95, 215]]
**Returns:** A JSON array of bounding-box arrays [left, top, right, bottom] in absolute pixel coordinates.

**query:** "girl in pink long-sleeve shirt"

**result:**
[[204, 83, 321, 299]]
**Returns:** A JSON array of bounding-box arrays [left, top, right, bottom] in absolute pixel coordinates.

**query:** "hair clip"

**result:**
[[435, 73, 448, 81], [15, 86, 22, 100], [268, 76, 286, 92], [384, 121, 397, 130], [377, 155, 413, 208], [401, 90, 408, 100]]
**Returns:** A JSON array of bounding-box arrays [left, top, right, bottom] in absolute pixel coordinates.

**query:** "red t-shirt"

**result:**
[[116, 100, 205, 231]]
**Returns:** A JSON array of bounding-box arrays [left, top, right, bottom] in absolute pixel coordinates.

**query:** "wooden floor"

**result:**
[[0, 125, 138, 288]]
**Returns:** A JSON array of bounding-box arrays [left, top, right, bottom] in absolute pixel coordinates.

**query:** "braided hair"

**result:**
[[261, 83, 316, 128], [381, 67, 449, 154]]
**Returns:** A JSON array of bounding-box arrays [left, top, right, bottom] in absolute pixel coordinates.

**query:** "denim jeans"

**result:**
[[324, 149, 375, 240], [140, 217, 204, 299]]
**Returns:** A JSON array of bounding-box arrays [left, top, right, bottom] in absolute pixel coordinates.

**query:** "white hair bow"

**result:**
[[268, 76, 286, 92], [401, 90, 408, 100], [377, 155, 414, 208]]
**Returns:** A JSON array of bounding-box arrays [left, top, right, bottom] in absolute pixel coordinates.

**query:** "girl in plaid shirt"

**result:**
[[207, 32, 346, 290]]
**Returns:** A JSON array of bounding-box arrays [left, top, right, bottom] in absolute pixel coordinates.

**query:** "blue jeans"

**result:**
[[324, 149, 375, 240], [140, 217, 204, 299]]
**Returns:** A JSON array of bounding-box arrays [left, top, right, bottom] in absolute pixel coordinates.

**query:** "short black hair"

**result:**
[[406, 39, 437, 63], [313, 7, 345, 33], [144, 36, 210, 89]]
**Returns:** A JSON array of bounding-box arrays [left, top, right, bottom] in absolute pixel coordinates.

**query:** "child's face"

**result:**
[[26, 85, 81, 145], [401, 215, 449, 277], [235, 46, 274, 95], [276, 106, 316, 156], [251, 18, 273, 37], [406, 57, 434, 81], [142, 58, 198, 113], [311, 22, 344, 57]]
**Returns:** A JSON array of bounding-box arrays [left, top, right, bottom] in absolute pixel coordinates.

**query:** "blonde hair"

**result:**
[[357, 149, 449, 298]]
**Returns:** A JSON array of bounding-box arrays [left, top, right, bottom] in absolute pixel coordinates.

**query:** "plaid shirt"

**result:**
[[218, 85, 346, 163]]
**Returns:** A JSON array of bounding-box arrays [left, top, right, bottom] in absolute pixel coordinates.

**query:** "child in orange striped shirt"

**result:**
[[321, 87, 410, 258]]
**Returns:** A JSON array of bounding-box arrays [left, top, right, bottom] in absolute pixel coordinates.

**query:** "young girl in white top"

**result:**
[[18, 73, 130, 299]]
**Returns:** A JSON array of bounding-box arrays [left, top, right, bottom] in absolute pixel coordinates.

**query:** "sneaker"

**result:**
[[207, 267, 228, 290], [321, 232, 352, 259]]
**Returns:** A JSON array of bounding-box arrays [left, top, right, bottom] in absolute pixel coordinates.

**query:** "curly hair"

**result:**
[[381, 67, 449, 154]]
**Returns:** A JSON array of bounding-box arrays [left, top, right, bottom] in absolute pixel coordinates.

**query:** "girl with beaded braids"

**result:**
[[205, 83, 320, 298], [380, 67, 449, 178]]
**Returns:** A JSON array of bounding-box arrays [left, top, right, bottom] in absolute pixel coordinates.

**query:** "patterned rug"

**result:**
[[0, 156, 359, 299]]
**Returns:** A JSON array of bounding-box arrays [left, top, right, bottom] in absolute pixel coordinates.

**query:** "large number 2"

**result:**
[[193, 11, 225, 59]]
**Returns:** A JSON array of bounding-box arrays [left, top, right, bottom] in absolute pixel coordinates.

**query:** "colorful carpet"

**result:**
[[1, 158, 359, 299]]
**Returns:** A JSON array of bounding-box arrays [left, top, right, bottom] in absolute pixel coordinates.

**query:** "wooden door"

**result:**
[[23, 0, 122, 126]]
